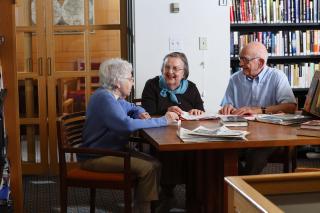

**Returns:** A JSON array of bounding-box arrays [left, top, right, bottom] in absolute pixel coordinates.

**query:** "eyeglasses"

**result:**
[[238, 56, 260, 64], [121, 77, 134, 82], [164, 65, 184, 73]]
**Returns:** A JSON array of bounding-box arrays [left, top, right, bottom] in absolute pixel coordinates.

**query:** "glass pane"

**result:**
[[20, 124, 41, 163], [91, 76, 100, 91], [54, 32, 85, 71], [56, 77, 86, 115], [93, 0, 120, 25], [18, 79, 39, 118], [89, 30, 121, 63], [53, 0, 85, 26], [15, 0, 36, 27], [16, 32, 38, 73]]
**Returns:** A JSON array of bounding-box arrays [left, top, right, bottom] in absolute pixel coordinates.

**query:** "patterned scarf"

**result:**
[[159, 75, 188, 104]]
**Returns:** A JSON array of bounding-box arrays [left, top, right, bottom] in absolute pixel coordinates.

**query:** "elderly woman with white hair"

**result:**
[[79, 58, 179, 213]]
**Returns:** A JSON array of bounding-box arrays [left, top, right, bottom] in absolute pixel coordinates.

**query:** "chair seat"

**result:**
[[68, 168, 125, 182]]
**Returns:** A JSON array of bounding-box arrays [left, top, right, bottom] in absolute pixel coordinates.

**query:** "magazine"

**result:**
[[300, 120, 320, 130], [219, 115, 248, 127], [256, 113, 312, 125], [177, 125, 249, 143]]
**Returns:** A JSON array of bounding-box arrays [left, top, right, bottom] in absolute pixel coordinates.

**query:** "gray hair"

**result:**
[[99, 58, 132, 90]]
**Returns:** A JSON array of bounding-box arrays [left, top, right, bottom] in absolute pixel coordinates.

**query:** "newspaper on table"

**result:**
[[180, 111, 218, 121], [177, 125, 249, 143]]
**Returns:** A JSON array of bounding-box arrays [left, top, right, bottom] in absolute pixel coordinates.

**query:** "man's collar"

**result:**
[[243, 66, 268, 83]]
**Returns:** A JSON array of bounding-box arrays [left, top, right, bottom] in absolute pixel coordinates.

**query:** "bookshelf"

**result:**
[[230, 0, 320, 109]]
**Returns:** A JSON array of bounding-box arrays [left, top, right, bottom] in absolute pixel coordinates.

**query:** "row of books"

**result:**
[[230, 0, 320, 23], [231, 62, 319, 89], [231, 30, 320, 57], [270, 63, 319, 88]]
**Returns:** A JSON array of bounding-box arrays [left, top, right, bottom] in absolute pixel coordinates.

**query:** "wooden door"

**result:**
[[15, 0, 128, 174], [15, 0, 49, 174]]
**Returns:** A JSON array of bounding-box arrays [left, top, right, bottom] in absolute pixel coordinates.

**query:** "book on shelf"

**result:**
[[230, 30, 320, 57], [230, 0, 320, 23], [180, 111, 218, 121], [177, 125, 249, 143], [256, 113, 313, 125], [300, 120, 320, 130], [296, 128, 320, 137], [220, 115, 248, 127]]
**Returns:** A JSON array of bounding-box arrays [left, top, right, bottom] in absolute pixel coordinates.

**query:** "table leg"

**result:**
[[186, 149, 238, 213]]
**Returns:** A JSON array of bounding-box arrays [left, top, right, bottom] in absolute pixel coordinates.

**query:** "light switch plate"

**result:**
[[199, 37, 208, 50]]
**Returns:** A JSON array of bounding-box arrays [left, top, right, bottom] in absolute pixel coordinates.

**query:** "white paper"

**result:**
[[180, 111, 218, 120]]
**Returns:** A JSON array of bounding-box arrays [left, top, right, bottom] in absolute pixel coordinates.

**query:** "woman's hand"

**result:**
[[188, 109, 204, 115], [168, 106, 183, 115], [139, 112, 151, 119], [165, 111, 179, 124]]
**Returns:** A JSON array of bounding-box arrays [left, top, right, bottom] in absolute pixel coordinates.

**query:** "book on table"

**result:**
[[296, 128, 320, 138], [177, 125, 249, 143], [219, 115, 248, 127], [300, 120, 320, 130], [255, 114, 313, 125]]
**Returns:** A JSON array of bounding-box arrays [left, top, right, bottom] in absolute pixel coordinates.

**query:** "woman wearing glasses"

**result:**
[[80, 58, 179, 213], [141, 52, 204, 212], [142, 52, 204, 116]]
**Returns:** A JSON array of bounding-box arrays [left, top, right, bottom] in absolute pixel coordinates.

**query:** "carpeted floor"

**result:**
[[23, 158, 320, 213]]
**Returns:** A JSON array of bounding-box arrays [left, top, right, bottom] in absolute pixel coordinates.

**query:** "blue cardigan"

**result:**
[[80, 88, 168, 157]]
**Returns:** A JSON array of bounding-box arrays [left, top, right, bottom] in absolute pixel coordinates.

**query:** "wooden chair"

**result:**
[[57, 111, 136, 213], [267, 146, 297, 173]]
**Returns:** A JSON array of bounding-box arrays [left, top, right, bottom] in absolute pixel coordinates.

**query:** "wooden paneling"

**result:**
[[54, 31, 120, 71], [94, 0, 120, 25], [0, 0, 23, 212]]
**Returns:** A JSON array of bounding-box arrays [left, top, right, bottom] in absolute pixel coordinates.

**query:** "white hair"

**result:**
[[99, 58, 132, 90]]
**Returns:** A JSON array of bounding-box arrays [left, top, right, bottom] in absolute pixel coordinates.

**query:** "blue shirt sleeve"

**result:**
[[99, 94, 167, 134], [118, 99, 145, 118], [275, 72, 297, 104], [220, 78, 235, 107]]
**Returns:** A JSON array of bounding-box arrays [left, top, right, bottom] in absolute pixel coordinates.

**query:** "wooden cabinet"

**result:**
[[225, 172, 320, 213], [15, 0, 128, 174]]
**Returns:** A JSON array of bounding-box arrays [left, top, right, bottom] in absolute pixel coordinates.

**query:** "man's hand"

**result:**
[[232, 106, 260, 115], [165, 111, 179, 124], [139, 112, 151, 119], [168, 106, 183, 115], [188, 109, 204, 115], [219, 104, 236, 115]]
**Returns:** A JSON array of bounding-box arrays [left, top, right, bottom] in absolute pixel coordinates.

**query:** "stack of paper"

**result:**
[[177, 126, 249, 143], [180, 111, 218, 121], [256, 114, 312, 125]]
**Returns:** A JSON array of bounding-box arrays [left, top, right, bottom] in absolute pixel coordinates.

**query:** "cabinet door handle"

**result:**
[[38, 57, 43, 76], [47, 57, 52, 76], [27, 58, 33, 72], [0, 36, 4, 45]]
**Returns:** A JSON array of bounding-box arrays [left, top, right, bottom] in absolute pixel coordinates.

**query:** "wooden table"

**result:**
[[140, 120, 320, 213]]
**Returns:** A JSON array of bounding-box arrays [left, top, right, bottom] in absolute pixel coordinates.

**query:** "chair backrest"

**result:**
[[58, 111, 86, 166]]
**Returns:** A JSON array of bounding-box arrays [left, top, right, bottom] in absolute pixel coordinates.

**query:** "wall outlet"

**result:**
[[199, 37, 208, 50], [169, 38, 183, 51]]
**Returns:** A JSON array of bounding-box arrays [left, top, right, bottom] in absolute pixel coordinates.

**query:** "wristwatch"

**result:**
[[261, 107, 266, 114]]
